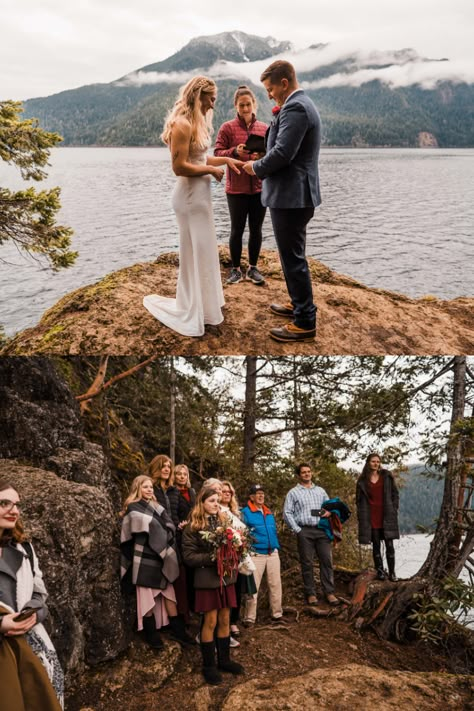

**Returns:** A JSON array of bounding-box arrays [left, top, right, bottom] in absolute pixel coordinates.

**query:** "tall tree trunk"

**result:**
[[419, 356, 467, 579], [169, 357, 176, 464], [242, 356, 257, 475], [293, 357, 300, 460], [353, 357, 474, 642]]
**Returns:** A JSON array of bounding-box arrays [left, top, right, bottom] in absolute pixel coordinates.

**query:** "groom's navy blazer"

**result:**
[[253, 89, 321, 209]]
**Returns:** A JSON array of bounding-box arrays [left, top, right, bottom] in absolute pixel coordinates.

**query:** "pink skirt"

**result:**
[[194, 584, 237, 613], [136, 584, 176, 630]]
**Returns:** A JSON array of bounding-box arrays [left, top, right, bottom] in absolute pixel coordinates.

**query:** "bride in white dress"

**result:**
[[143, 76, 243, 337]]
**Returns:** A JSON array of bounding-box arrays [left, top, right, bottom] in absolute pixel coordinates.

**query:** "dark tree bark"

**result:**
[[242, 356, 257, 475], [419, 356, 469, 579], [169, 356, 176, 464]]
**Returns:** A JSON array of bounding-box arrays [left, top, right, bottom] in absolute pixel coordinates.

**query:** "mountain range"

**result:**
[[23, 31, 474, 147]]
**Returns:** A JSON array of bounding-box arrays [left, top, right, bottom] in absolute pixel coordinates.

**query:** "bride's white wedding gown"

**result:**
[[143, 142, 225, 336]]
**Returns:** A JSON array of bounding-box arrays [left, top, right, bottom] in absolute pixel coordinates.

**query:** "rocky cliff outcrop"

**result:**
[[2, 249, 473, 356], [222, 663, 473, 710], [0, 358, 130, 678]]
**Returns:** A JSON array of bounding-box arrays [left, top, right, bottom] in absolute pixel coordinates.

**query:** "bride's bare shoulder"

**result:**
[[171, 117, 192, 136]]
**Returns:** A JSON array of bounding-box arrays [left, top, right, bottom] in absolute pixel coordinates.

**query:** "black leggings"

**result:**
[[226, 193, 266, 268]]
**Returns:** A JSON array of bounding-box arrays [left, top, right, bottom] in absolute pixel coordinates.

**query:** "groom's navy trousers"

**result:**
[[270, 206, 316, 330]]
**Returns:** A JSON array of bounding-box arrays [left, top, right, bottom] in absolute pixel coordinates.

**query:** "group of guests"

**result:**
[[119, 452, 400, 685], [0, 452, 400, 705]]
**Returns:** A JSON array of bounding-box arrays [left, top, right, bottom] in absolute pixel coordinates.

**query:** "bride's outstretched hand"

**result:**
[[227, 158, 244, 174]]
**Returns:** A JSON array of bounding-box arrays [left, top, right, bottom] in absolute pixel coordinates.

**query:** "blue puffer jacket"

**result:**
[[241, 501, 280, 554]]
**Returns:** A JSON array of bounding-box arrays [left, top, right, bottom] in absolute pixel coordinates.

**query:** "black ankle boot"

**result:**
[[387, 554, 397, 582], [168, 615, 196, 645], [216, 636, 245, 675], [142, 616, 164, 650], [373, 552, 386, 580], [200, 641, 222, 685]]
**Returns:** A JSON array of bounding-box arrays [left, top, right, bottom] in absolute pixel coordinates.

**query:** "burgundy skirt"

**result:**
[[194, 584, 237, 612]]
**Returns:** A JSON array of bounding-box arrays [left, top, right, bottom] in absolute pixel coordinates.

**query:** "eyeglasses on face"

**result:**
[[0, 499, 22, 512]]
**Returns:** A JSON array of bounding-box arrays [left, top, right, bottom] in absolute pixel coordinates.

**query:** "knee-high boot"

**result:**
[[142, 616, 164, 650], [216, 636, 245, 675], [168, 615, 195, 645], [200, 641, 222, 685]]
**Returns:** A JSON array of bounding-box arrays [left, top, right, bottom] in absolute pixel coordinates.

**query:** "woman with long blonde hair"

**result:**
[[182, 487, 244, 685], [120, 475, 194, 649], [143, 76, 243, 337]]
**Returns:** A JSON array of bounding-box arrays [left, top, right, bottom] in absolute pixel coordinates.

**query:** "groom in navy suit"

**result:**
[[243, 60, 321, 342]]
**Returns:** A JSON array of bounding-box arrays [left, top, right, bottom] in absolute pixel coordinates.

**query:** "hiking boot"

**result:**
[[270, 323, 316, 342], [270, 302, 294, 317], [326, 594, 340, 606], [306, 595, 318, 606], [226, 268, 243, 284], [246, 266, 265, 285]]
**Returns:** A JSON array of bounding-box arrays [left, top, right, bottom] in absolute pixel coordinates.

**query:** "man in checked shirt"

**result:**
[[283, 462, 339, 606]]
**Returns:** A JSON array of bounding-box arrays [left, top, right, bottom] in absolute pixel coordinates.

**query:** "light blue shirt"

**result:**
[[283, 483, 329, 533]]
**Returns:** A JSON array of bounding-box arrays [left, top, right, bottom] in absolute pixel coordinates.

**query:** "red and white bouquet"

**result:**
[[200, 516, 252, 585]]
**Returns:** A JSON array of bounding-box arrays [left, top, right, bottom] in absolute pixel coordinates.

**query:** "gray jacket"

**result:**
[[253, 89, 321, 209], [0, 541, 48, 622]]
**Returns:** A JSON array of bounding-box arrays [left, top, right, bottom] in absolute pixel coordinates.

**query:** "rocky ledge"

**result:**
[[2, 248, 473, 355]]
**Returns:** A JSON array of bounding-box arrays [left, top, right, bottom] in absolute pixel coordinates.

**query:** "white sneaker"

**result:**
[[229, 636, 240, 648]]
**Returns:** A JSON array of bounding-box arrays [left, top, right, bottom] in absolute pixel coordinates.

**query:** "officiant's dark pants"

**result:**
[[270, 206, 316, 330]]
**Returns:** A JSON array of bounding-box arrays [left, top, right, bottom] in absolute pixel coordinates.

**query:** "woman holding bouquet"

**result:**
[[182, 488, 245, 685]]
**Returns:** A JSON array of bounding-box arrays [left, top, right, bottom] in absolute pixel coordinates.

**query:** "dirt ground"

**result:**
[[67, 575, 473, 711], [4, 248, 474, 356]]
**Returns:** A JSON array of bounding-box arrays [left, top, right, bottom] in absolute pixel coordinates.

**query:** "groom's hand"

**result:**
[[243, 161, 256, 175]]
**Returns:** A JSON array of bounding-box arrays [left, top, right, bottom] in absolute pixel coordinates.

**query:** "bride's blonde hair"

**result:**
[[161, 76, 216, 148]]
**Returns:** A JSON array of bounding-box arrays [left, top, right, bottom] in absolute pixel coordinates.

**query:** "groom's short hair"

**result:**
[[260, 60, 296, 85]]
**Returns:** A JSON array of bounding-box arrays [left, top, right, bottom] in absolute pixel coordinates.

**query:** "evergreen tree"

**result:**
[[0, 100, 77, 270]]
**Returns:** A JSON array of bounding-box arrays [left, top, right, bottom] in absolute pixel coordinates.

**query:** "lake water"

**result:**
[[385, 533, 473, 627], [1, 147, 473, 335]]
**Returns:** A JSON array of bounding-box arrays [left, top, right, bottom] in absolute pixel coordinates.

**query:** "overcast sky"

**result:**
[[1, 0, 473, 101]]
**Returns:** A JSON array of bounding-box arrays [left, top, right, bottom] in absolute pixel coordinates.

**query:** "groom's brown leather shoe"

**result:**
[[270, 303, 294, 317], [269, 323, 316, 342]]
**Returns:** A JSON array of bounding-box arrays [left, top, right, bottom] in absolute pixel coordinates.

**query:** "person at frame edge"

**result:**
[[0, 481, 63, 711], [214, 85, 268, 287], [283, 463, 339, 606], [356, 453, 399, 582], [241, 484, 283, 625], [242, 59, 321, 343]]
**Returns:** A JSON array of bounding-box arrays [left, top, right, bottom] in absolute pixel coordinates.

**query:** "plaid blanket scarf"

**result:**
[[120, 499, 179, 590]]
